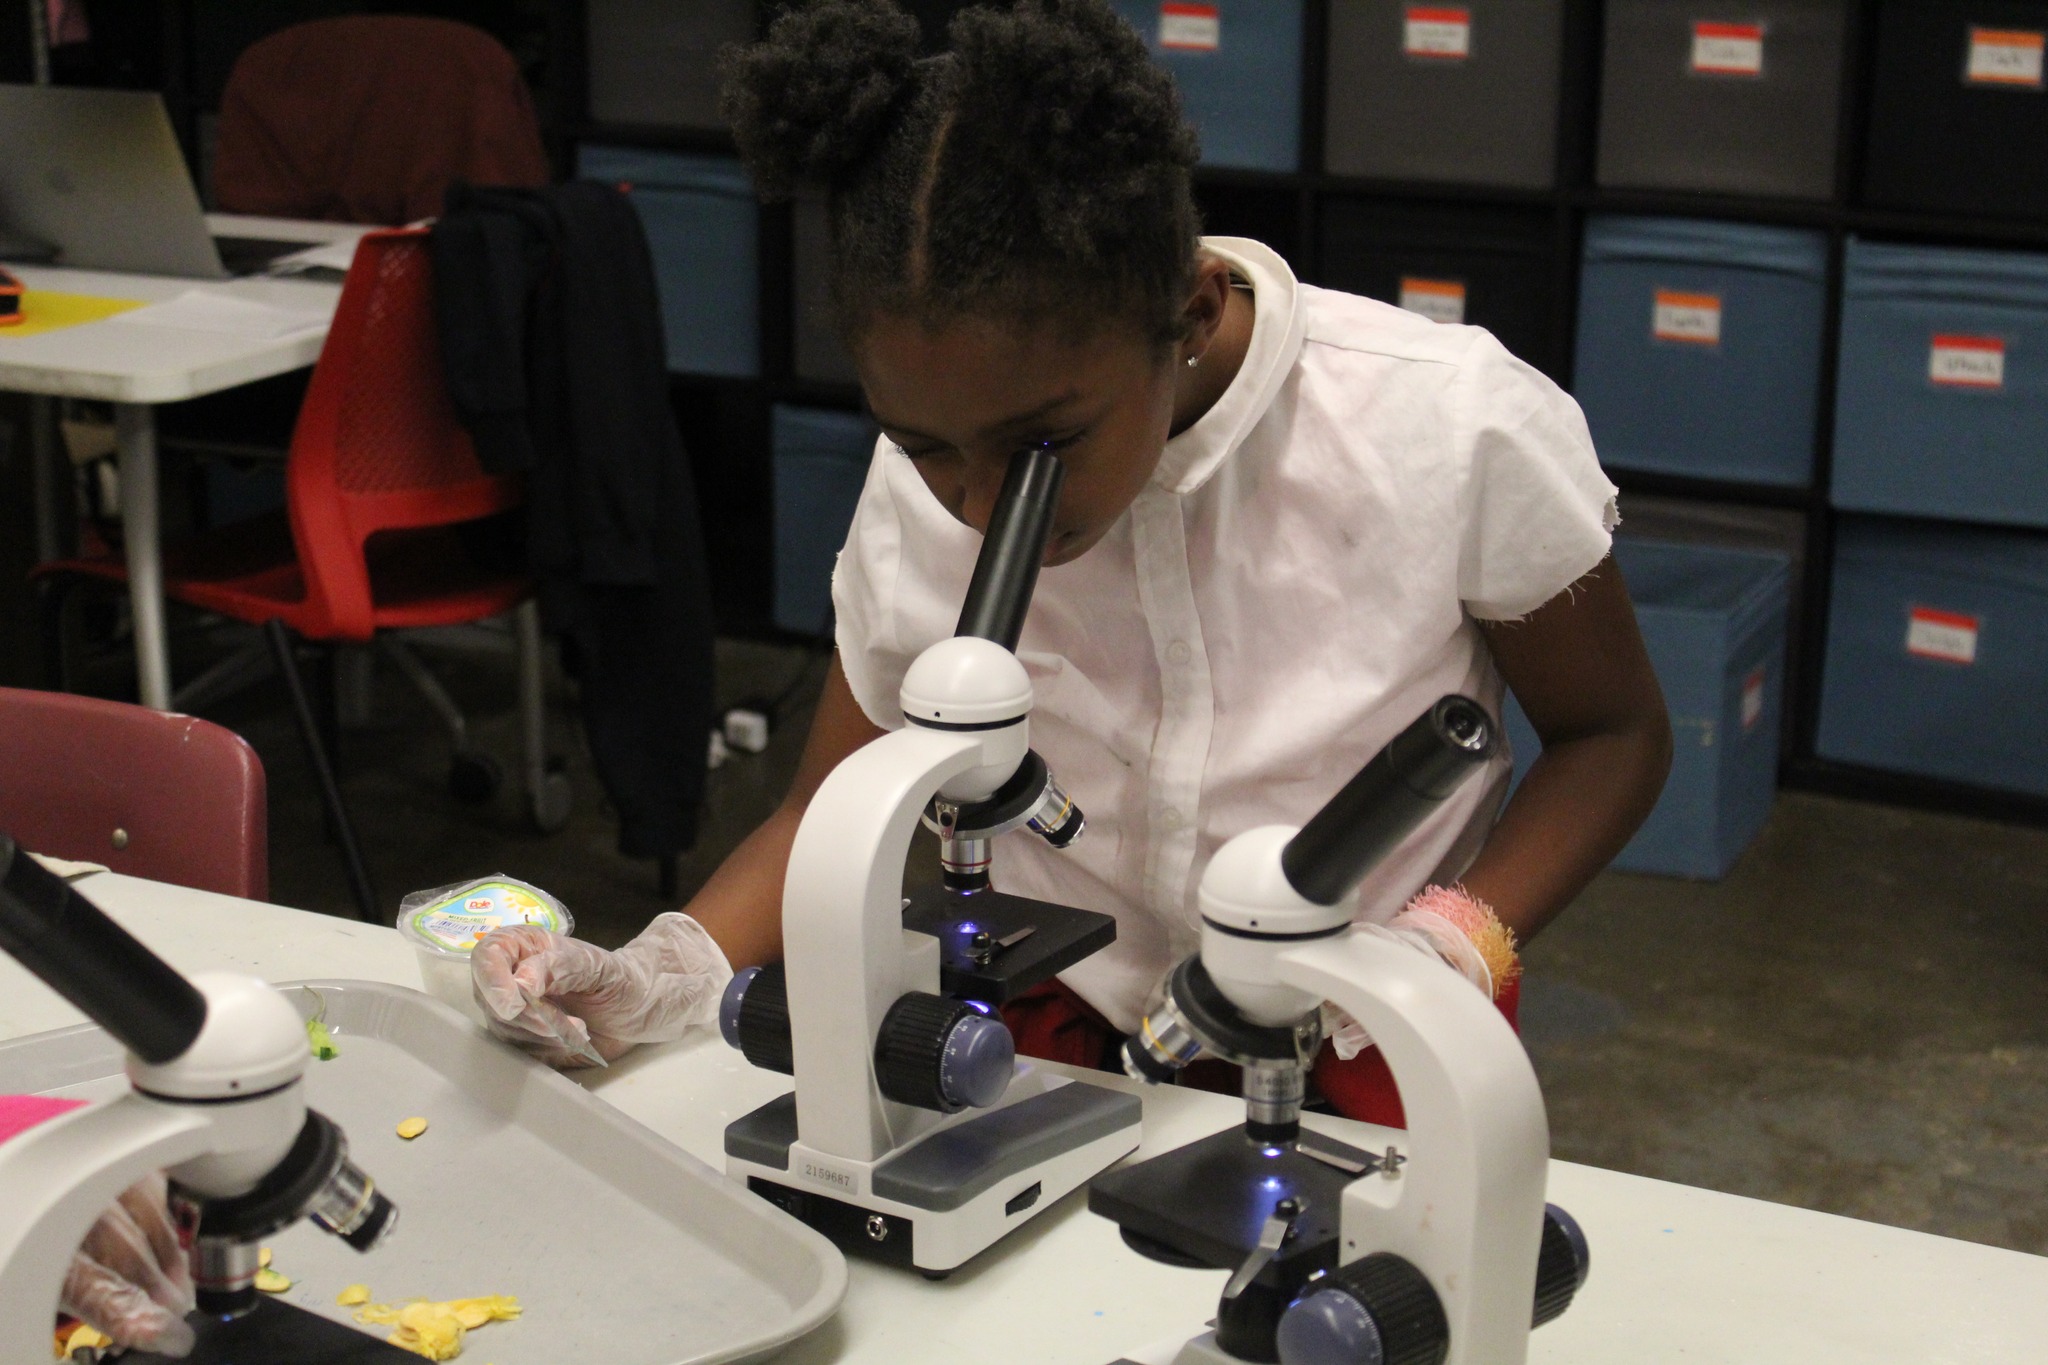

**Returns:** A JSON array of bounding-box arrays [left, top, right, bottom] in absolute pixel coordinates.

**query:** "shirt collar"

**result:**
[[1150, 237, 1308, 497]]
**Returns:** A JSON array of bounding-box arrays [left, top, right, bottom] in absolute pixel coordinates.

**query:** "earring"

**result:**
[[1186, 355, 1200, 368]]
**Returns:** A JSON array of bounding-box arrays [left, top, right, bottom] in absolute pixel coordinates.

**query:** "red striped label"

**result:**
[[1405, 6, 1472, 59], [1692, 20, 1764, 76], [1906, 607, 1980, 665], [1159, 2, 1220, 51], [1929, 334, 2006, 389]]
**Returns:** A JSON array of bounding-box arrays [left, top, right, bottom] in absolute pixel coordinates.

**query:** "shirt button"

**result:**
[[1166, 640, 1192, 666], [1160, 807, 1184, 831]]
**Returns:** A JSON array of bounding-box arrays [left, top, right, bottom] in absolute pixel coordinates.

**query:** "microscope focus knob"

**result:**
[[875, 992, 1015, 1113], [1275, 1253, 1448, 1365], [721, 965, 795, 1075], [1533, 1203, 1591, 1327]]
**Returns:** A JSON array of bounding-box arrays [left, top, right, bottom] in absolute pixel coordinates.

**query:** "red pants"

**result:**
[[1002, 975, 1522, 1129]]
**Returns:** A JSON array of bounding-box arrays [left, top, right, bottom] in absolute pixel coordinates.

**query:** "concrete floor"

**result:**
[[111, 626, 2048, 1258]]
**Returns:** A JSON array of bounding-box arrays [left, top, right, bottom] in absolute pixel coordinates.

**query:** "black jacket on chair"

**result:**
[[433, 180, 714, 859]]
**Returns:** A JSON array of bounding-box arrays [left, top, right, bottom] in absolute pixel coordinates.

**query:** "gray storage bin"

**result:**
[[586, 0, 756, 131], [578, 144, 760, 377], [794, 193, 859, 385], [1325, 0, 1564, 188], [1596, 0, 1847, 199]]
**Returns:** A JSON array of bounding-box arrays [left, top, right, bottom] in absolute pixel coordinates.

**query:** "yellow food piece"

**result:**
[[255, 1266, 292, 1293], [354, 1295, 521, 1360], [338, 1283, 373, 1306], [259, 1247, 273, 1268], [395, 1116, 429, 1140], [57, 1323, 112, 1358]]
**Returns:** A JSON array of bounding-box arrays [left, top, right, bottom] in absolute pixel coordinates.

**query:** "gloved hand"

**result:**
[[471, 913, 734, 1068], [1322, 885, 1522, 1061], [61, 1172, 196, 1358]]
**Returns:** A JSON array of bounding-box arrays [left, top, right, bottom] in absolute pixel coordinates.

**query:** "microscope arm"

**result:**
[[1275, 929, 1549, 1365], [0, 1093, 213, 1364], [785, 723, 1004, 1163]]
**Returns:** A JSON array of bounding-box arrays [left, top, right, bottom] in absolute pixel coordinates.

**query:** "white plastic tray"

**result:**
[[0, 979, 846, 1364]]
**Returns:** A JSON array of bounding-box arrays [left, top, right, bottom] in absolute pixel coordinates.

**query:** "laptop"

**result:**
[[0, 84, 307, 279]]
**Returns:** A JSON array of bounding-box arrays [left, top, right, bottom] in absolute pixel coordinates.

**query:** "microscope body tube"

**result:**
[[1279, 696, 1496, 907], [952, 447, 1066, 652], [0, 833, 207, 1064]]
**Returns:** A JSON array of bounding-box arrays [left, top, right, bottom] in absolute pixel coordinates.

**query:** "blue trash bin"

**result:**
[[577, 145, 760, 377], [1816, 517, 2048, 797], [1573, 217, 1828, 488], [1832, 238, 2048, 531], [773, 405, 877, 638], [1504, 537, 1791, 879], [1108, 0, 1304, 172]]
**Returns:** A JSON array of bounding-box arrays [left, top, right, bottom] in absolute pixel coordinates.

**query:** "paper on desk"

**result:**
[[265, 239, 360, 275], [105, 288, 329, 339]]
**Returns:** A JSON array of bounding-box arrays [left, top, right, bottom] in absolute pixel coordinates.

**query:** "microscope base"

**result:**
[[727, 1077, 1141, 1273]]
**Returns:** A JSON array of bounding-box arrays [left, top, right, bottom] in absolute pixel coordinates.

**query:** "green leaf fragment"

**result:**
[[307, 1018, 340, 1061]]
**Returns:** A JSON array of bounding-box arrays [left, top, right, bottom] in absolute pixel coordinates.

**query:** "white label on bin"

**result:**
[[1906, 607, 1979, 665], [1741, 668, 1766, 731], [1399, 276, 1467, 324], [1159, 2, 1220, 51], [1691, 21, 1765, 77], [1653, 289, 1723, 345], [1405, 6, 1472, 59], [1929, 334, 2006, 389], [1966, 27, 2046, 88]]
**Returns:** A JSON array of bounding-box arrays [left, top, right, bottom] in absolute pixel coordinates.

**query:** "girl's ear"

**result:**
[[1178, 255, 1236, 365]]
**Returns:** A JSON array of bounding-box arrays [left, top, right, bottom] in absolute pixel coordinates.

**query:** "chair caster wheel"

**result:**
[[530, 767, 573, 833], [449, 750, 503, 804]]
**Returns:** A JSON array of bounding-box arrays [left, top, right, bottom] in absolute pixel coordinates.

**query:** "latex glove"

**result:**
[[60, 1172, 196, 1358], [472, 913, 734, 1068], [1322, 885, 1521, 1062]]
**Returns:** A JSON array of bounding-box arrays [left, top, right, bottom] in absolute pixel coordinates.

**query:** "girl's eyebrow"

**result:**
[[868, 391, 1084, 444]]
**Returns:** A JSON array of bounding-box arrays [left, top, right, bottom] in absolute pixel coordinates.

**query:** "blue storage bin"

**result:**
[[576, 145, 759, 377], [1833, 239, 2048, 531], [1573, 217, 1828, 488], [1109, 1, 1304, 172], [773, 405, 876, 637], [1817, 518, 2048, 797], [1505, 538, 1791, 879]]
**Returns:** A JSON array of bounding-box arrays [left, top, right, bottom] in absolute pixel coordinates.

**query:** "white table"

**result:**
[[0, 215, 368, 709], [4, 873, 2046, 1364]]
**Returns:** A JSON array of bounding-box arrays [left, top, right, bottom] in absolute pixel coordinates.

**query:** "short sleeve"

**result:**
[[1453, 332, 1620, 621], [831, 441, 912, 731]]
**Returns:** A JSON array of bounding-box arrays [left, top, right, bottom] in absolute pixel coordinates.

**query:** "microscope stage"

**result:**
[[119, 1300, 419, 1364]]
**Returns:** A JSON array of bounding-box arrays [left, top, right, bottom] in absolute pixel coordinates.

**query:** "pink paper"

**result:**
[[0, 1096, 87, 1146]]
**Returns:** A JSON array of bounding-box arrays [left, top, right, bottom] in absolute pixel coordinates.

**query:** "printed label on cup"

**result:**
[[1399, 276, 1467, 324], [1965, 27, 2046, 88], [1741, 668, 1766, 731], [1405, 6, 1472, 59], [1906, 607, 1979, 665], [1929, 334, 2006, 390], [1159, 1, 1220, 51], [1691, 20, 1765, 77], [1653, 289, 1723, 345]]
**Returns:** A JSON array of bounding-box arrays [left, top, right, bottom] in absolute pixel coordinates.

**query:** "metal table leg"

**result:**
[[28, 396, 66, 565], [115, 403, 172, 710]]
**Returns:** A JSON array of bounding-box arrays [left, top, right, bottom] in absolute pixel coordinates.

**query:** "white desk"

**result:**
[[4, 874, 2045, 1365], [0, 215, 369, 709]]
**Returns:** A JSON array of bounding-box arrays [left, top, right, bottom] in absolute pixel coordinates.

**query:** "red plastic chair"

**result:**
[[212, 16, 550, 226], [0, 687, 267, 901], [41, 228, 569, 922]]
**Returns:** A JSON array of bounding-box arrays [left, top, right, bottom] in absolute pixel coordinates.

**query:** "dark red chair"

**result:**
[[212, 15, 550, 226], [0, 687, 267, 901], [40, 228, 569, 923]]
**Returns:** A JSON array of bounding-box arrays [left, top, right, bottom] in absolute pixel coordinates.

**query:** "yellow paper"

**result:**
[[0, 290, 147, 339]]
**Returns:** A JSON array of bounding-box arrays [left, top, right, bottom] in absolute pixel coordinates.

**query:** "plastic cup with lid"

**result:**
[[397, 876, 573, 1023]]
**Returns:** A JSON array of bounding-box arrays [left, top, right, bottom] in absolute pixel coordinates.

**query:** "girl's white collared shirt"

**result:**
[[831, 237, 1619, 1033]]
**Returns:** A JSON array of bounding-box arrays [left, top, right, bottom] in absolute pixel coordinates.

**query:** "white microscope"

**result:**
[[718, 447, 1144, 1277], [1091, 698, 1590, 1365], [0, 836, 402, 1362]]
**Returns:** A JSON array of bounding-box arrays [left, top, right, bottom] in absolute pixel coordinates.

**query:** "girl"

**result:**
[[475, 0, 1671, 1123]]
